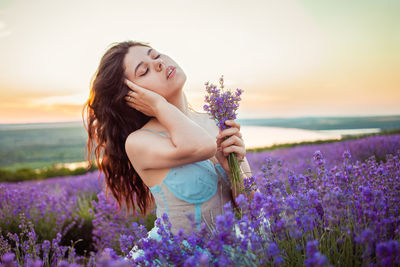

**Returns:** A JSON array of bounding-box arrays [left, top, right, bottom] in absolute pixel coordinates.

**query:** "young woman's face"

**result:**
[[123, 45, 186, 99]]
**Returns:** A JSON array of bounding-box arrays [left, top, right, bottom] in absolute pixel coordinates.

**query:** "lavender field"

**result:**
[[1, 134, 400, 266]]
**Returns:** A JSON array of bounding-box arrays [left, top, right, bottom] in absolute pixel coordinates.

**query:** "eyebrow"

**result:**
[[134, 48, 153, 76]]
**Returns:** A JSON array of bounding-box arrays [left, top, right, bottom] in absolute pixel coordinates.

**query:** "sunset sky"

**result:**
[[0, 0, 399, 123]]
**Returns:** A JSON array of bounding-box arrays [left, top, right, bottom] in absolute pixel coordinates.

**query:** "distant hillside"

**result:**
[[0, 124, 88, 170], [0, 115, 399, 171], [237, 115, 400, 131]]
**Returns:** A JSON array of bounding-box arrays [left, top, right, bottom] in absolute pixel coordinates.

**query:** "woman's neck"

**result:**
[[167, 91, 190, 117], [148, 91, 193, 127]]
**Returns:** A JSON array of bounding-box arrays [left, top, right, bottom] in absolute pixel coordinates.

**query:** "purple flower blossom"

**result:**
[[267, 242, 280, 258], [1, 134, 400, 266], [203, 75, 243, 131], [203, 75, 245, 195], [1, 252, 15, 263], [376, 240, 400, 267]]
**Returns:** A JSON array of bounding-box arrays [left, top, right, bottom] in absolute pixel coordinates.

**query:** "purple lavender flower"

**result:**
[[203, 75, 245, 197], [1, 133, 400, 266], [203, 75, 243, 131], [376, 240, 400, 267], [1, 252, 16, 264], [267, 242, 280, 258]]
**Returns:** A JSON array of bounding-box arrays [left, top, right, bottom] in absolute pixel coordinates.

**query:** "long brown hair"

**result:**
[[82, 40, 155, 217]]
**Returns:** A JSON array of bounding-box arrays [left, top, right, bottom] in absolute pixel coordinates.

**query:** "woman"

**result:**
[[83, 40, 253, 258]]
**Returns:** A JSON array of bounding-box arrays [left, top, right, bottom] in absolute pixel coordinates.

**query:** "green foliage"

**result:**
[[0, 163, 98, 182], [60, 194, 99, 255], [237, 115, 400, 131], [0, 125, 88, 169], [141, 212, 157, 232]]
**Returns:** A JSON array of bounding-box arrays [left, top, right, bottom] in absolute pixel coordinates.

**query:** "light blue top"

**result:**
[[142, 128, 230, 228]]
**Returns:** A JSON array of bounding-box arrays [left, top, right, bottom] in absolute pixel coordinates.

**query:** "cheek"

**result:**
[[153, 84, 169, 98], [142, 78, 163, 92]]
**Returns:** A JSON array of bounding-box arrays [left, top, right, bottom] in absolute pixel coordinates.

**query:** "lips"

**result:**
[[166, 65, 176, 79]]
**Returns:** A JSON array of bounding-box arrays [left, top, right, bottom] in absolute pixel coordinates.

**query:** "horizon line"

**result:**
[[1, 113, 400, 126]]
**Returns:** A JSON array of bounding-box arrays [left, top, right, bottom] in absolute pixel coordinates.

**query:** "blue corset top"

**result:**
[[149, 159, 229, 204], [142, 128, 229, 204]]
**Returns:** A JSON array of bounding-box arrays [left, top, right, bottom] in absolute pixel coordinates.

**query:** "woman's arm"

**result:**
[[124, 79, 216, 171], [153, 100, 217, 156]]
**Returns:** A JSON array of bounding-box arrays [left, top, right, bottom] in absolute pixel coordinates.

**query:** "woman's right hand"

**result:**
[[124, 78, 167, 117]]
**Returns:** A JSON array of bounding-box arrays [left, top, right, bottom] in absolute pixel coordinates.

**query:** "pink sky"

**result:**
[[0, 0, 399, 123]]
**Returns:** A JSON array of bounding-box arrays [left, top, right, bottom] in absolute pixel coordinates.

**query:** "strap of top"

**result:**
[[142, 128, 168, 137]]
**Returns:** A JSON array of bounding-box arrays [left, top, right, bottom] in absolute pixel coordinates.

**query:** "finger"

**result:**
[[223, 146, 245, 161], [125, 98, 144, 110], [222, 145, 246, 160], [225, 120, 241, 131], [124, 95, 137, 104], [216, 136, 222, 151], [217, 144, 222, 152], [219, 127, 239, 139], [125, 78, 141, 92], [232, 129, 243, 139], [125, 93, 138, 104], [221, 135, 244, 149], [127, 101, 141, 110], [126, 90, 139, 98], [219, 127, 243, 140]]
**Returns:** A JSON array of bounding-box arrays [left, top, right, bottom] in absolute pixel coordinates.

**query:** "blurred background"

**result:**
[[0, 0, 399, 174]]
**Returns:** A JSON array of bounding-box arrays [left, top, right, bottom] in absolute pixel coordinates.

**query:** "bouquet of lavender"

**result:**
[[203, 75, 244, 197]]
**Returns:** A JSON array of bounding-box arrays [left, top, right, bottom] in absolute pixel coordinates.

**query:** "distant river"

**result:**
[[56, 126, 381, 169], [240, 126, 380, 149]]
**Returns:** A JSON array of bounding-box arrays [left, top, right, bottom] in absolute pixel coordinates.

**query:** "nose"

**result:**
[[153, 58, 164, 72]]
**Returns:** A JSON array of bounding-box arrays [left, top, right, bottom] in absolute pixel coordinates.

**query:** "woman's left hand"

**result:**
[[215, 120, 246, 173]]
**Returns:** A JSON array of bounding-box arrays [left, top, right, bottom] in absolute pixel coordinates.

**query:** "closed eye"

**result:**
[[141, 54, 161, 76]]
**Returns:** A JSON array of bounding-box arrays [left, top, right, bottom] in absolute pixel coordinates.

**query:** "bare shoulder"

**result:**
[[125, 130, 143, 160], [125, 127, 163, 153], [124, 129, 158, 170], [125, 128, 148, 145]]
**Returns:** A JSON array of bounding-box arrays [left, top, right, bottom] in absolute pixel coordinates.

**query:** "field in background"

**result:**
[[0, 115, 399, 172], [1, 133, 399, 265]]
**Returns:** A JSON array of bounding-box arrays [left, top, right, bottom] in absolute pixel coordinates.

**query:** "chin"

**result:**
[[174, 70, 187, 89], [165, 69, 185, 96], [176, 68, 187, 83]]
